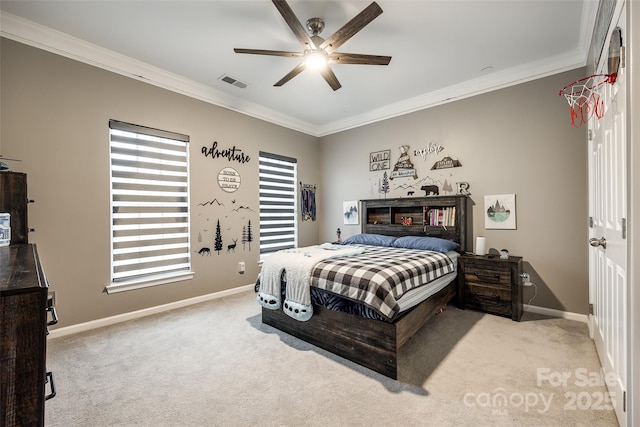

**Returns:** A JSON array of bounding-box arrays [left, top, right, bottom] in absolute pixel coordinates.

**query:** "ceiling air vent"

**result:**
[[219, 75, 248, 89]]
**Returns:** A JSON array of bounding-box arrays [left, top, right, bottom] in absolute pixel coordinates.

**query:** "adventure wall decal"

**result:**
[[202, 140, 250, 164]]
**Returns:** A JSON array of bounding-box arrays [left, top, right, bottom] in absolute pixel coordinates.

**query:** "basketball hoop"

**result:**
[[559, 73, 616, 128]]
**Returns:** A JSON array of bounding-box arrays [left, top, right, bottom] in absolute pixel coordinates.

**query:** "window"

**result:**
[[259, 151, 297, 260], [108, 120, 192, 292]]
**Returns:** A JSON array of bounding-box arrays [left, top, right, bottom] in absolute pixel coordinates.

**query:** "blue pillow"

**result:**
[[393, 236, 460, 252], [342, 233, 397, 247]]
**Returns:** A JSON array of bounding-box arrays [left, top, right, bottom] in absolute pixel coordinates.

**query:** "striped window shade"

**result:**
[[259, 152, 297, 259], [108, 120, 192, 292]]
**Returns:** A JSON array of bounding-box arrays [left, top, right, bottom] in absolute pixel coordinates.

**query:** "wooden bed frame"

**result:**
[[262, 282, 455, 379], [261, 195, 470, 380]]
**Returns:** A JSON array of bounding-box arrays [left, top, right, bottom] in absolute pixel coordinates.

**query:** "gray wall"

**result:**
[[0, 38, 320, 328], [318, 69, 589, 314], [1, 36, 590, 327]]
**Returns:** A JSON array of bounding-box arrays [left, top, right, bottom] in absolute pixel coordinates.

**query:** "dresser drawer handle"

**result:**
[[473, 291, 500, 303], [45, 371, 56, 400], [473, 272, 501, 281], [46, 305, 58, 327]]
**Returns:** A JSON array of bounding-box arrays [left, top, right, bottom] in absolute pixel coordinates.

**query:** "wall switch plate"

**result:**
[[238, 261, 245, 274]]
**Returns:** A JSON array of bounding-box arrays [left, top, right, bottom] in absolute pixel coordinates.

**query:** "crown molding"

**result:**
[[1, 10, 592, 138], [318, 0, 596, 137], [0, 12, 319, 136], [316, 49, 587, 136]]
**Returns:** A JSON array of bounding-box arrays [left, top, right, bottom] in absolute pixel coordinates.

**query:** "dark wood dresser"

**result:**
[[457, 254, 524, 321], [1, 244, 57, 427], [1, 170, 57, 426], [0, 172, 30, 245]]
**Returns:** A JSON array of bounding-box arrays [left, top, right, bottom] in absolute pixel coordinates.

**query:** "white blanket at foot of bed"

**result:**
[[257, 243, 365, 321]]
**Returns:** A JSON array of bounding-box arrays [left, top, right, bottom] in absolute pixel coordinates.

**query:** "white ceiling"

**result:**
[[0, 1, 597, 137]]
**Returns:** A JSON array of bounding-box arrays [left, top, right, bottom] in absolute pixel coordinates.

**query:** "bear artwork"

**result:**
[[421, 185, 439, 196]]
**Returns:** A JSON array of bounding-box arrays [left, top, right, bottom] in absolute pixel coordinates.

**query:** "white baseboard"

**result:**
[[524, 304, 588, 323], [48, 286, 586, 339], [47, 284, 255, 339]]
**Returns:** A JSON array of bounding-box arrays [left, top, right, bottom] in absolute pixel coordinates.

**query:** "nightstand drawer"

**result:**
[[465, 282, 512, 303], [463, 263, 512, 287], [457, 254, 523, 321], [465, 283, 512, 316]]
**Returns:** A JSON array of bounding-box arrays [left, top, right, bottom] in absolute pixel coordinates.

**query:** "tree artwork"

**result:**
[[241, 225, 247, 250], [246, 219, 253, 250], [214, 219, 223, 254], [442, 179, 453, 194], [380, 172, 390, 197]]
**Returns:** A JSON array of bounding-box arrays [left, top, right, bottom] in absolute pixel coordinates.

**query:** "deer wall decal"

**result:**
[[227, 238, 238, 253]]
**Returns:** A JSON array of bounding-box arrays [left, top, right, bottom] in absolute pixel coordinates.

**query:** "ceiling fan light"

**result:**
[[305, 50, 328, 70]]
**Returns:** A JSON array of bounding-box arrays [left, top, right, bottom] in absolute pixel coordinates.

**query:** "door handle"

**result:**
[[589, 237, 607, 249]]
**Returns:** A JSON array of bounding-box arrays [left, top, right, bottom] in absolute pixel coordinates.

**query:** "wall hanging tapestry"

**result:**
[[300, 183, 316, 221]]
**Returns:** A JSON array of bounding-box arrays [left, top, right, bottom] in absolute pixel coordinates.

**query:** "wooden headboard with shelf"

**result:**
[[360, 195, 471, 252]]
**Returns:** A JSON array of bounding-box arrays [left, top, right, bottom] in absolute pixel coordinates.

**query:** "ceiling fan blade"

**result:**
[[234, 48, 303, 58], [319, 66, 342, 91], [272, 0, 316, 50], [274, 62, 306, 87], [319, 2, 383, 54], [329, 52, 391, 66]]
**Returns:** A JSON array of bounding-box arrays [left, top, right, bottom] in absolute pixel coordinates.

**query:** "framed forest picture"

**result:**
[[343, 201, 359, 225], [484, 194, 516, 230]]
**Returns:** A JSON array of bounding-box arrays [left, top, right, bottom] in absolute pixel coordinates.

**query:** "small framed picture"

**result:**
[[343, 201, 359, 225], [369, 150, 390, 171], [484, 194, 516, 229]]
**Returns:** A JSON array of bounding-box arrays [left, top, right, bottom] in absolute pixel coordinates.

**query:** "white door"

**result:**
[[588, 4, 627, 425]]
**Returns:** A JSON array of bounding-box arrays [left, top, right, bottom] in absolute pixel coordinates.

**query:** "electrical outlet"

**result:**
[[238, 261, 245, 274], [48, 291, 56, 305], [520, 273, 533, 287]]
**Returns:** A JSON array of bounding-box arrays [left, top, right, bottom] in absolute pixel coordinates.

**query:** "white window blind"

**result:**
[[259, 152, 297, 259], [108, 120, 192, 292]]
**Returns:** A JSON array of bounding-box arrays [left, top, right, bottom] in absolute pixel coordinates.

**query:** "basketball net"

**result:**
[[559, 73, 616, 128]]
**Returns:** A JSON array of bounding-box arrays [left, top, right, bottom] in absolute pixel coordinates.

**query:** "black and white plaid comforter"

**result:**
[[310, 244, 455, 320]]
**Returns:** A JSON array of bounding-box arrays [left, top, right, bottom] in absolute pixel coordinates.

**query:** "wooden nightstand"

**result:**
[[457, 254, 523, 321]]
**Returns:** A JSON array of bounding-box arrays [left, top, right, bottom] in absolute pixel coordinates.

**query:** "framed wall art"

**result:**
[[484, 194, 516, 230], [369, 149, 390, 171], [218, 167, 241, 192], [343, 201, 359, 225]]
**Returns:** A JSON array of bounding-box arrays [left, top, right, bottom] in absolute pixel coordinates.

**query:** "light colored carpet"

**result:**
[[45, 291, 619, 426]]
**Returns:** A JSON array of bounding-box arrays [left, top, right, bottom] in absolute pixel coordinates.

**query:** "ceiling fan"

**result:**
[[234, 0, 391, 91]]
